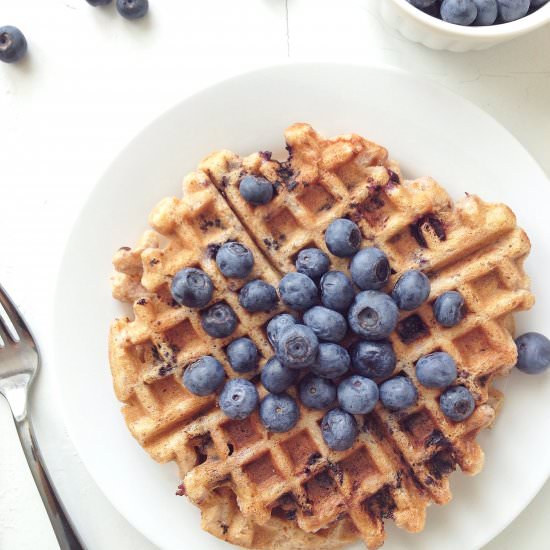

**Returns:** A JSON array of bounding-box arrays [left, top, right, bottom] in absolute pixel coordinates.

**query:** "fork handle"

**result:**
[[14, 414, 86, 550]]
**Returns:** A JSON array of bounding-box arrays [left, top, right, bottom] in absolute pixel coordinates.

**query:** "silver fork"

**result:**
[[0, 284, 85, 550]]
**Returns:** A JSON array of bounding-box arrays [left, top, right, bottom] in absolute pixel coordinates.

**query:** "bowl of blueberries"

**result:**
[[379, 0, 550, 51]]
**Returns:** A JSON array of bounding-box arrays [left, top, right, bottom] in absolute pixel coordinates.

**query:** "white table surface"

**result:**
[[0, 1, 549, 549]]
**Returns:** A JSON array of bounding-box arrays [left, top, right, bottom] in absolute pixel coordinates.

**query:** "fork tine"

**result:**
[[0, 312, 14, 345], [0, 314, 9, 346], [0, 284, 28, 342]]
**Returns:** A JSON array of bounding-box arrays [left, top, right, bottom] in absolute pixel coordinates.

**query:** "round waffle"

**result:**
[[109, 124, 533, 549]]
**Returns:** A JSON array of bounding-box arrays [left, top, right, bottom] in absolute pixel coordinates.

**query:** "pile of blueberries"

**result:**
[[170, 194, 550, 451], [407, 0, 548, 26], [0, 1, 148, 64]]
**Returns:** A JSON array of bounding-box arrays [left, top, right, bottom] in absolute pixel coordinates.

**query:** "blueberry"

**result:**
[[216, 242, 254, 279], [440, 0, 478, 24], [391, 270, 430, 311], [278, 272, 318, 311], [296, 248, 330, 280], [303, 306, 347, 343], [325, 219, 362, 257], [259, 393, 300, 432], [311, 343, 351, 380], [276, 324, 319, 369], [239, 175, 274, 205], [379, 377, 417, 411], [515, 332, 550, 375], [351, 340, 396, 379], [171, 268, 214, 308], [321, 408, 358, 451], [320, 271, 355, 313], [348, 291, 399, 340], [86, 0, 112, 5], [473, 0, 498, 24], [338, 375, 379, 415], [183, 356, 225, 396], [497, 0, 530, 21], [299, 375, 337, 409], [407, 0, 438, 7], [261, 357, 299, 393], [219, 378, 259, 420], [116, 0, 149, 19], [239, 280, 278, 312], [0, 26, 27, 64], [440, 386, 475, 421], [433, 291, 465, 327], [531, 0, 549, 7], [416, 352, 457, 388], [201, 302, 238, 338], [350, 248, 390, 291], [226, 337, 258, 373], [266, 313, 296, 348]]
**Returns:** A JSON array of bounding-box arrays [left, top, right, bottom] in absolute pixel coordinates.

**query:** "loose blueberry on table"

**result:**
[[0, 26, 27, 64], [514, 332, 550, 374], [406, 0, 548, 26], [116, 0, 149, 20]]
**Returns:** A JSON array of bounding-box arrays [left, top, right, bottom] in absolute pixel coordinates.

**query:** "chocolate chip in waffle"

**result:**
[[109, 124, 533, 549]]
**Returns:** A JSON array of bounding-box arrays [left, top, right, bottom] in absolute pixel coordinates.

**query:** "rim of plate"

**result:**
[[53, 61, 550, 550]]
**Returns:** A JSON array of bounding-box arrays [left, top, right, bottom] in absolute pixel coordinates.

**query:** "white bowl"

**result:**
[[379, 0, 550, 51]]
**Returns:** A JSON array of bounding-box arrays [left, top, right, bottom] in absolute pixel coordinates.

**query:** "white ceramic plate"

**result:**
[[54, 63, 550, 550]]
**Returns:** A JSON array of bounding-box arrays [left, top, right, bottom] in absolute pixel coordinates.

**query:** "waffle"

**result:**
[[109, 124, 534, 550]]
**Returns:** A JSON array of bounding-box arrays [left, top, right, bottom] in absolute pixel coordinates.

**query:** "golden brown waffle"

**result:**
[[110, 168, 286, 447], [109, 123, 534, 550], [199, 123, 401, 275], [198, 486, 359, 550]]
